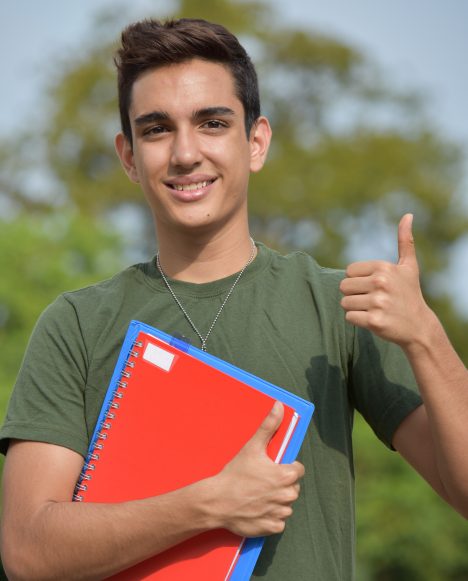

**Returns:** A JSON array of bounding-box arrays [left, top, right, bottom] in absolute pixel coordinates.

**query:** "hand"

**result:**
[[340, 214, 435, 348], [210, 401, 305, 537]]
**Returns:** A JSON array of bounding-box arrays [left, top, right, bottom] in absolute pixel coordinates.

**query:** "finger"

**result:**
[[341, 295, 371, 312], [346, 260, 384, 278], [344, 310, 372, 329], [280, 461, 305, 484], [248, 401, 284, 451], [291, 461, 305, 480], [397, 213, 418, 267], [340, 276, 373, 296], [292, 482, 301, 496]]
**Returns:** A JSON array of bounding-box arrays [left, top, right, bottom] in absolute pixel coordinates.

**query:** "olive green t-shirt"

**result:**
[[0, 243, 422, 580]]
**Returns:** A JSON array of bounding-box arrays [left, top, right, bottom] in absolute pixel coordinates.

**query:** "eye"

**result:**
[[144, 125, 169, 136], [202, 120, 228, 130]]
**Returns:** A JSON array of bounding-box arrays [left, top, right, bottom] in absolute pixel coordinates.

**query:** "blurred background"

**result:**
[[1, 1, 467, 579]]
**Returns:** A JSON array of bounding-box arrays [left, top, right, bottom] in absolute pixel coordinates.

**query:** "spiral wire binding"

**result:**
[[73, 339, 144, 501]]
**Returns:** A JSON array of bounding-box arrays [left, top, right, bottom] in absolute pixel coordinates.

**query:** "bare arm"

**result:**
[[340, 214, 468, 517], [1, 402, 304, 581], [392, 316, 468, 516]]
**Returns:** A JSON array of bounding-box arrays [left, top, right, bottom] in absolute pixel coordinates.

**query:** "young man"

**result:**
[[1, 18, 467, 581]]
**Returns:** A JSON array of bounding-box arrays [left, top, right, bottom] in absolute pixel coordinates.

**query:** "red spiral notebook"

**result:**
[[74, 320, 314, 580]]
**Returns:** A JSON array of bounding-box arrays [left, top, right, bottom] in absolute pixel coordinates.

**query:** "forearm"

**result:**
[[2, 405, 303, 580], [404, 310, 468, 512], [3, 478, 215, 581], [341, 215, 468, 515]]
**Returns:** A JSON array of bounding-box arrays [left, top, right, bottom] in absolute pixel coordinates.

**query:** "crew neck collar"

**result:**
[[142, 241, 271, 298]]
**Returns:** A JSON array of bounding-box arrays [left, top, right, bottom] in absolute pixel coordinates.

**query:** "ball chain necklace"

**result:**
[[156, 238, 257, 351]]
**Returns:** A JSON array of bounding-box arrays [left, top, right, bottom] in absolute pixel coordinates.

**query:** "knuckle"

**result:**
[[345, 311, 357, 324], [287, 486, 299, 503], [371, 292, 389, 310], [368, 312, 385, 332], [279, 470, 293, 486], [281, 506, 293, 518], [378, 261, 392, 273], [279, 487, 297, 504], [273, 520, 286, 534], [286, 464, 302, 482], [372, 274, 389, 290], [293, 460, 305, 474]]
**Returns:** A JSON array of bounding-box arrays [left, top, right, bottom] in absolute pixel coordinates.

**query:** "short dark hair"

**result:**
[[114, 18, 261, 144]]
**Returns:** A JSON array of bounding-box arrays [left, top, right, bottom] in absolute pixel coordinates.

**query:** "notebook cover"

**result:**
[[74, 320, 314, 580]]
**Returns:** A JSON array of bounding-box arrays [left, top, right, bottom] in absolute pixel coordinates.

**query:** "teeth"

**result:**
[[173, 180, 211, 191]]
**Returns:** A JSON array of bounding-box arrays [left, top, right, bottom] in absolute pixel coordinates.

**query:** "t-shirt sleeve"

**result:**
[[0, 295, 90, 457], [348, 324, 423, 449]]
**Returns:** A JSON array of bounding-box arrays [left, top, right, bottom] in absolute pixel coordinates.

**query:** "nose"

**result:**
[[170, 127, 202, 169]]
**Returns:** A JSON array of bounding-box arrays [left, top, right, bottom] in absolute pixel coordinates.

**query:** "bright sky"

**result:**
[[1, 0, 467, 313]]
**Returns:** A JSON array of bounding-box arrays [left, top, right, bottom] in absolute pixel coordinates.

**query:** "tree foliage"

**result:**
[[0, 214, 122, 408], [21, 0, 467, 356], [355, 416, 468, 581], [0, 1, 467, 578]]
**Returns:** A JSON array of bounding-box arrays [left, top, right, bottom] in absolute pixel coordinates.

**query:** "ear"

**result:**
[[115, 132, 140, 183], [249, 116, 272, 173]]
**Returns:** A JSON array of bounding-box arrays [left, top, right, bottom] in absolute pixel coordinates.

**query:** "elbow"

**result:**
[[1, 530, 47, 581], [2, 555, 48, 581], [2, 550, 30, 581], [444, 482, 468, 521], [2, 547, 32, 581], [451, 502, 468, 521], [453, 497, 468, 521]]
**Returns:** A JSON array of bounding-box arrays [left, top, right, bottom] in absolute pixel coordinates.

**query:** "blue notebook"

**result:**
[[74, 320, 314, 580]]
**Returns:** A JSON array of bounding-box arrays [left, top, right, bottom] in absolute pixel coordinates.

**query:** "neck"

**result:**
[[156, 226, 256, 283]]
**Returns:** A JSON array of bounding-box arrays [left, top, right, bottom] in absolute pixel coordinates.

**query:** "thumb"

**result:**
[[397, 213, 418, 267], [247, 401, 284, 452]]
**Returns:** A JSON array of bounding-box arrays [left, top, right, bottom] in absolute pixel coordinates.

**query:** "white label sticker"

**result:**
[[143, 342, 175, 372]]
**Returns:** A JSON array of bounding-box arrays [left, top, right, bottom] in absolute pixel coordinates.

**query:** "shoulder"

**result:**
[[60, 261, 152, 310], [262, 243, 344, 279], [34, 260, 155, 355], [260, 243, 345, 302]]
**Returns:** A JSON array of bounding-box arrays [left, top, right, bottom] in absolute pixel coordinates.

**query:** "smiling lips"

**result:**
[[171, 179, 215, 191], [165, 177, 217, 200]]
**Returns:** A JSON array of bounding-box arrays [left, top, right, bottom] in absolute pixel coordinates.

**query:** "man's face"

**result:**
[[116, 59, 270, 236]]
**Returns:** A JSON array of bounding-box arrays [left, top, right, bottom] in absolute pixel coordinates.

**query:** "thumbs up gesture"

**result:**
[[210, 402, 305, 537], [340, 214, 433, 347]]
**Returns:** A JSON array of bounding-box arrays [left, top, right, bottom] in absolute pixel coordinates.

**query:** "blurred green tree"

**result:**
[[31, 0, 468, 358], [0, 213, 122, 408], [0, 211, 122, 579], [354, 415, 468, 581], [0, 1, 467, 579]]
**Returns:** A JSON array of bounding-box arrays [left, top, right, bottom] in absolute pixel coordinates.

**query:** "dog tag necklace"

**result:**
[[156, 239, 256, 351]]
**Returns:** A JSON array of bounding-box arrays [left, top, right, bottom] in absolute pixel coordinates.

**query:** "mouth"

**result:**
[[164, 177, 217, 201], [167, 178, 217, 192]]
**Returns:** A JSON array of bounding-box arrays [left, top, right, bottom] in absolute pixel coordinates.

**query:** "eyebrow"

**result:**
[[134, 110, 170, 127], [193, 106, 236, 120], [134, 106, 236, 127]]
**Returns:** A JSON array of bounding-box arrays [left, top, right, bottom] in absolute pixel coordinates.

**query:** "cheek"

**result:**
[[202, 134, 250, 164], [134, 149, 164, 182], [201, 140, 228, 161], [221, 148, 252, 188]]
